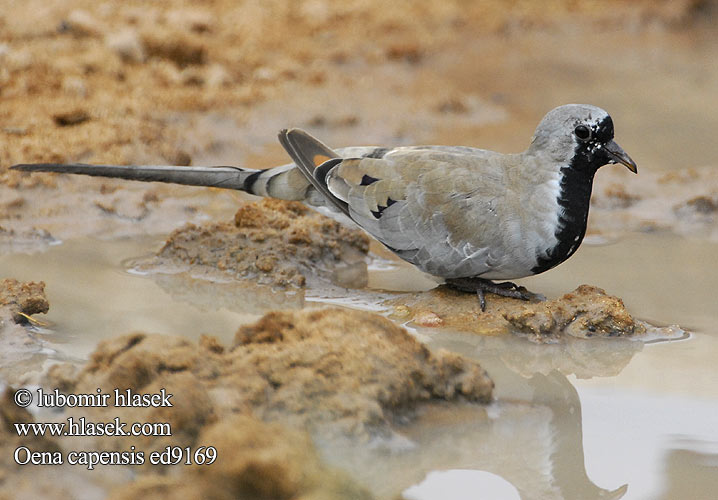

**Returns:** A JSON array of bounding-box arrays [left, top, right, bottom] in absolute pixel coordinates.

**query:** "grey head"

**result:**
[[527, 104, 638, 276], [528, 103, 637, 175]]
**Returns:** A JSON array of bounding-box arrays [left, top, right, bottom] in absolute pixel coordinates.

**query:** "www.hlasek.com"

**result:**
[[12, 387, 217, 470]]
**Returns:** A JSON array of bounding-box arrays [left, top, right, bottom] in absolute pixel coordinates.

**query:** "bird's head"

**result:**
[[529, 104, 637, 175]]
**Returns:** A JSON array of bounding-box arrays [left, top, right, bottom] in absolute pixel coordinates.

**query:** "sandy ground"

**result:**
[[1, 0, 716, 498], [2, 0, 716, 250], [0, 0, 702, 170], [389, 284, 646, 339]]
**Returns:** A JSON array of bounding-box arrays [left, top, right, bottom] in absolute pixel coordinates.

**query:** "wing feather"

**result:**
[[278, 130, 508, 277]]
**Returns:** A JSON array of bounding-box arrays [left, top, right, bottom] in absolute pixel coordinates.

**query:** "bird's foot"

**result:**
[[445, 277, 534, 312]]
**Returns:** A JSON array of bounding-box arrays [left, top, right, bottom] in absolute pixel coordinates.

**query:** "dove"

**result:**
[[12, 104, 637, 310]]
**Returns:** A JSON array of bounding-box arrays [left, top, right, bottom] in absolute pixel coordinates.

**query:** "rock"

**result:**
[[503, 285, 646, 340], [386, 284, 645, 339], [0, 279, 51, 384], [0, 278, 49, 324], [46, 308, 492, 443], [155, 199, 370, 288], [233, 308, 493, 432]]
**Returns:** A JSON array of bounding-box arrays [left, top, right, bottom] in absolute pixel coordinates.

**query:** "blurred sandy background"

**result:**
[[1, 0, 711, 174]]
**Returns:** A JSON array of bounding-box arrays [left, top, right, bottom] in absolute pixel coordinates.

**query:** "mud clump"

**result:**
[[388, 284, 644, 339], [157, 198, 371, 288], [109, 416, 373, 500], [503, 285, 646, 341], [0, 279, 52, 384], [49, 308, 492, 446], [26, 307, 491, 498], [0, 278, 49, 324], [233, 308, 493, 433]]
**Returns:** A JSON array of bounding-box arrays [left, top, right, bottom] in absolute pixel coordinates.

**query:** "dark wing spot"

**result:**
[[360, 174, 379, 186], [370, 197, 398, 219]]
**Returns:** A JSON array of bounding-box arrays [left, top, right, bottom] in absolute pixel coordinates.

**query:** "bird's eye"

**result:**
[[574, 125, 591, 141]]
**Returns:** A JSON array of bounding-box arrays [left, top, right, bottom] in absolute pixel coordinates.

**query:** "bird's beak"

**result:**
[[605, 140, 637, 173]]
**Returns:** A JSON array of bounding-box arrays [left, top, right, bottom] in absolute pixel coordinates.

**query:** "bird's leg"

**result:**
[[492, 281, 530, 292], [444, 277, 534, 312]]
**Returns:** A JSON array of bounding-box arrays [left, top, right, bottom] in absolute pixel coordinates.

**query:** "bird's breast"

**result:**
[[447, 161, 564, 278]]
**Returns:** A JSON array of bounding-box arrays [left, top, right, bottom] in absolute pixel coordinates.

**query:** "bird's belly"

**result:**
[[410, 239, 546, 280], [412, 213, 561, 281]]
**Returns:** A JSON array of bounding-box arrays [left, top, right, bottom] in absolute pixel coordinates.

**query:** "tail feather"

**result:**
[[10, 163, 252, 190], [278, 128, 349, 215], [11, 130, 342, 204]]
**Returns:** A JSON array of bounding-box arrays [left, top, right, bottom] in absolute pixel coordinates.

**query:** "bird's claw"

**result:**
[[446, 277, 534, 312]]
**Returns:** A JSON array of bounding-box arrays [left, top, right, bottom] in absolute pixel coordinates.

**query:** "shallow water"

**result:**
[[1, 231, 716, 499], [0, 237, 260, 361], [3, 20, 718, 500], [319, 232, 718, 500]]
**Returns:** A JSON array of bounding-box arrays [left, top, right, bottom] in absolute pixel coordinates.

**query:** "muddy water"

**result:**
[[0, 237, 262, 360], [2, 229, 716, 499], [313, 231, 718, 500], [3, 23, 718, 500]]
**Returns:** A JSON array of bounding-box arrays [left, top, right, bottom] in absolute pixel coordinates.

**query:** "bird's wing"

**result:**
[[280, 131, 509, 276], [278, 128, 351, 215]]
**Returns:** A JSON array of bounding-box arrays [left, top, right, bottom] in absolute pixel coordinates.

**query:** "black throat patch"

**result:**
[[531, 165, 595, 275], [531, 115, 613, 275]]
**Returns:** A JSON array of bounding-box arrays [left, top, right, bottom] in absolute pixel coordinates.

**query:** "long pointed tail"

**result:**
[[10, 162, 315, 201], [11, 163, 251, 190], [10, 128, 345, 202]]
